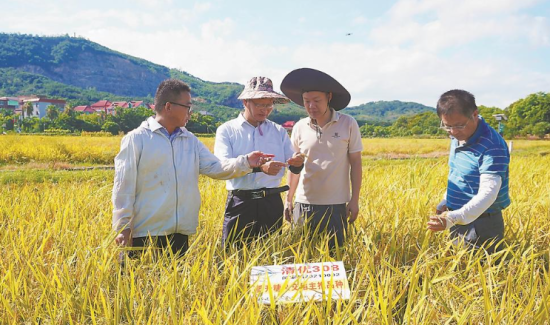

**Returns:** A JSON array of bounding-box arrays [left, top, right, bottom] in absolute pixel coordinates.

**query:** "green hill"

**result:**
[[0, 33, 435, 124], [346, 100, 435, 122], [0, 33, 243, 110]]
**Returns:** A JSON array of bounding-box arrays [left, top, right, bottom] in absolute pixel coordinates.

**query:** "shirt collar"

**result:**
[[237, 112, 269, 129], [464, 116, 486, 146], [237, 113, 249, 126], [146, 116, 188, 137]]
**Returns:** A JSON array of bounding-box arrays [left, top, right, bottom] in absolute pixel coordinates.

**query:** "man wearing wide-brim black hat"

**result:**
[[280, 68, 363, 249]]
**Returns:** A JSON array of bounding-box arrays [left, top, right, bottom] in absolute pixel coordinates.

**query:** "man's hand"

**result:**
[[427, 212, 448, 232], [284, 200, 294, 222], [346, 200, 359, 223], [247, 151, 275, 168], [436, 204, 448, 215], [287, 152, 305, 167], [261, 161, 287, 176], [115, 228, 132, 246]]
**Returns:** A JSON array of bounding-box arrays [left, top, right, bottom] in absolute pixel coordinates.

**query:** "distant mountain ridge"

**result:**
[[346, 100, 434, 122], [0, 33, 433, 123], [0, 33, 243, 109]]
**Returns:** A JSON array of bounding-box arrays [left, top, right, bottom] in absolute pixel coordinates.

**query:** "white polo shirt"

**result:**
[[291, 111, 363, 205]]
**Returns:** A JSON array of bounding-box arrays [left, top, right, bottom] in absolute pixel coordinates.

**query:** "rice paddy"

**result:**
[[1, 135, 549, 324]]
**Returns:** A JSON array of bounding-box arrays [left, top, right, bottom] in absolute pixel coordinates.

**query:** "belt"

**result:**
[[230, 185, 290, 200], [478, 211, 501, 218]]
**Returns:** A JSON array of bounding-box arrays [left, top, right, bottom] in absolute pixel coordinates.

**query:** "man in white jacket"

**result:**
[[112, 79, 273, 257]]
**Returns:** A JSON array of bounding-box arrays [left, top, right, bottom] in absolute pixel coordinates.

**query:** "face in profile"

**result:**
[[167, 91, 193, 127]]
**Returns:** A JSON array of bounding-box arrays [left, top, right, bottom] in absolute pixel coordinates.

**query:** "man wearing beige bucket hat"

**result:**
[[214, 76, 305, 246], [280, 68, 363, 249]]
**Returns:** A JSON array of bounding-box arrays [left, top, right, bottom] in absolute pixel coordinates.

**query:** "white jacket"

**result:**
[[112, 117, 252, 237]]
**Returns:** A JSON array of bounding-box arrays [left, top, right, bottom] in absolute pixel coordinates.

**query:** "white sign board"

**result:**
[[249, 261, 350, 304]]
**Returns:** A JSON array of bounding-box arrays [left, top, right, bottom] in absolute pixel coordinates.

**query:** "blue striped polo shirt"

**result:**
[[446, 116, 511, 213]]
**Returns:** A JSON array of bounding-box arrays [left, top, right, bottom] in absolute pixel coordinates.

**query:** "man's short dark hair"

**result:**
[[154, 79, 191, 113], [436, 89, 478, 118]]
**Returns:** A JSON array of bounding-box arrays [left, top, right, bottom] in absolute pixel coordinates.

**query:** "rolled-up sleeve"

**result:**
[[112, 134, 140, 232], [198, 140, 251, 179]]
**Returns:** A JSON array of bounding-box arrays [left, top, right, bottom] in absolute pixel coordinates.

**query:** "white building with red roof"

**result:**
[[91, 100, 113, 114], [19, 96, 66, 118], [73, 105, 95, 114]]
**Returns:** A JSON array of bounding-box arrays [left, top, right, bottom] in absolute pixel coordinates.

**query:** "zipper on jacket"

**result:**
[[170, 140, 179, 233]]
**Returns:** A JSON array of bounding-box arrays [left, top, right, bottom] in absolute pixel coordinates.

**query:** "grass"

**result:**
[[1, 137, 550, 323]]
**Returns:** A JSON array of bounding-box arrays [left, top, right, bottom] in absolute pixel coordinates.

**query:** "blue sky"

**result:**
[[1, 0, 549, 108]]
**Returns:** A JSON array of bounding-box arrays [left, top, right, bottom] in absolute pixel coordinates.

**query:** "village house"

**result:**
[[0, 97, 21, 113], [90, 100, 112, 115], [73, 105, 96, 114], [6, 96, 153, 118], [17, 96, 66, 118], [89, 100, 153, 115]]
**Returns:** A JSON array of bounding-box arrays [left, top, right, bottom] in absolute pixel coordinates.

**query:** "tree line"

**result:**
[[0, 105, 219, 135], [359, 92, 550, 139], [1, 92, 548, 138]]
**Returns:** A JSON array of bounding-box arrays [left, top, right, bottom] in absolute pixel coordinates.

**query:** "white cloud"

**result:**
[[193, 2, 212, 13], [1, 0, 548, 108], [134, 0, 173, 7], [371, 0, 548, 51], [528, 16, 550, 47], [201, 18, 234, 39], [289, 39, 550, 108]]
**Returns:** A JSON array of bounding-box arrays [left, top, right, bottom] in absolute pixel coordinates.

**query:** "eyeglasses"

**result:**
[[167, 101, 193, 113], [248, 101, 274, 109], [439, 117, 472, 131]]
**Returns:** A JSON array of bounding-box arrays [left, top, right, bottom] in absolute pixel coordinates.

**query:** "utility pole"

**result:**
[[493, 114, 508, 137], [493, 113, 511, 153]]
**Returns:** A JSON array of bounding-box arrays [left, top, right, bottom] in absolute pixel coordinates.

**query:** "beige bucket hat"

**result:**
[[238, 76, 290, 104]]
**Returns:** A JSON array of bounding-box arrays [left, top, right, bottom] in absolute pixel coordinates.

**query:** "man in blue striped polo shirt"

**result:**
[[427, 89, 510, 253]]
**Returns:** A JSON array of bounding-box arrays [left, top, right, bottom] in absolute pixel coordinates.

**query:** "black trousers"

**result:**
[[130, 233, 189, 258], [293, 202, 348, 249], [223, 192, 284, 245], [449, 210, 504, 253]]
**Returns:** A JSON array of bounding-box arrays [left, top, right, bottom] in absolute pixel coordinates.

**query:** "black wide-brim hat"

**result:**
[[280, 68, 351, 110]]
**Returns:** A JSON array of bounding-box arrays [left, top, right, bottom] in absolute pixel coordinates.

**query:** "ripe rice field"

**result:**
[[1, 134, 550, 323]]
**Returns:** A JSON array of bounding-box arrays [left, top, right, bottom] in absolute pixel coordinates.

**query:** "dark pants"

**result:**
[[130, 233, 189, 258], [293, 202, 348, 249], [223, 192, 284, 245], [449, 211, 505, 253]]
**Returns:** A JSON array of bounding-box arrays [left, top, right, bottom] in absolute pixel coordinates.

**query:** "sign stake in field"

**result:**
[[249, 261, 350, 304]]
